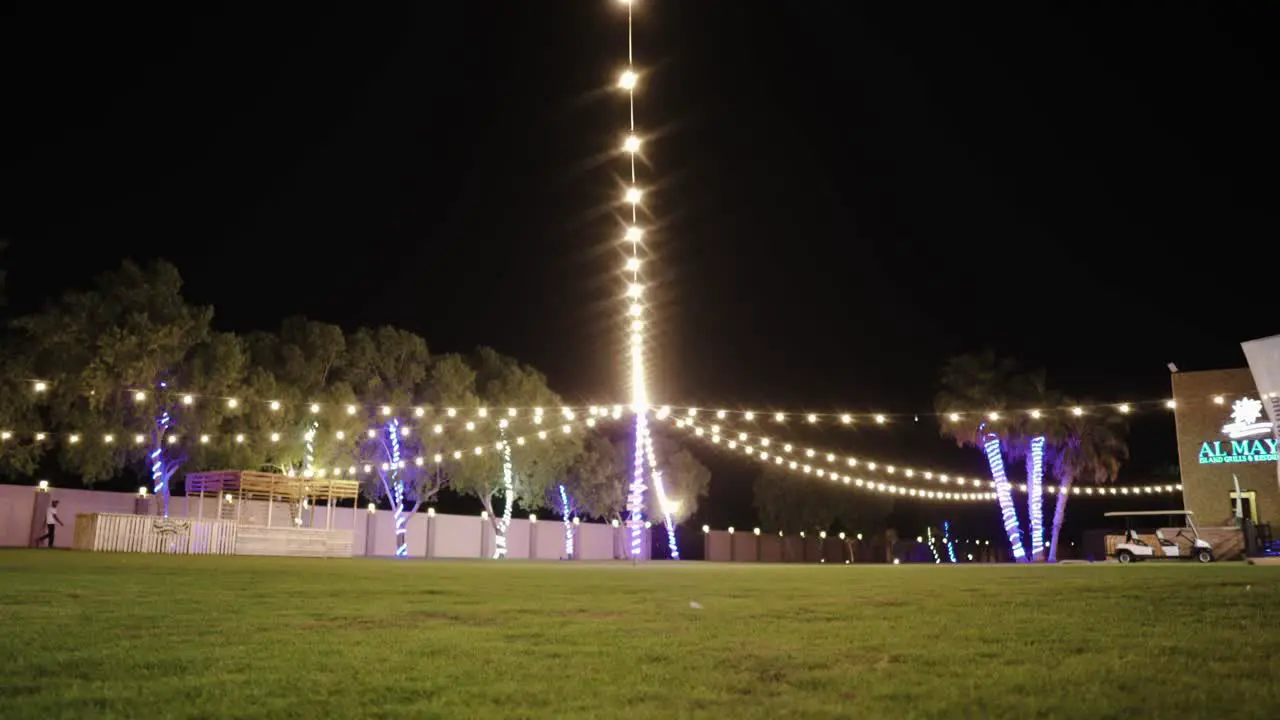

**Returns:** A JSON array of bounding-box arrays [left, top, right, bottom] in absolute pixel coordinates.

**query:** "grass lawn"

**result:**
[[2, 552, 1279, 719]]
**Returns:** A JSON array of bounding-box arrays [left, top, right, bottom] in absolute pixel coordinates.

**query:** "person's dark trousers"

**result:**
[[36, 524, 55, 547]]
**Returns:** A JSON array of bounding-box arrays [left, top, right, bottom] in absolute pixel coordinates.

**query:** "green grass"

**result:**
[[2, 552, 1279, 719]]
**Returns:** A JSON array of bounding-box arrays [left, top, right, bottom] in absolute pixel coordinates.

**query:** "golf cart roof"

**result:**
[[1104, 510, 1194, 517]]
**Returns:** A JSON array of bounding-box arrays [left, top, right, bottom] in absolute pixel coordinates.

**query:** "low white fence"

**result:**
[[73, 513, 237, 555]]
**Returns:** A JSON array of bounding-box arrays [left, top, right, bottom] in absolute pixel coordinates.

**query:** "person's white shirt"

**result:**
[[45, 506, 57, 525]]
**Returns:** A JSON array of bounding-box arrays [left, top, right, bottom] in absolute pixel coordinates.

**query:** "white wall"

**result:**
[[0, 484, 647, 559]]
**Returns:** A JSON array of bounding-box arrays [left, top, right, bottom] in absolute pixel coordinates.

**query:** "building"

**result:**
[[1171, 367, 1279, 527]]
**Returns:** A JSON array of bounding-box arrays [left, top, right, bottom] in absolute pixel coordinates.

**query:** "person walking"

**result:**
[[36, 500, 64, 548]]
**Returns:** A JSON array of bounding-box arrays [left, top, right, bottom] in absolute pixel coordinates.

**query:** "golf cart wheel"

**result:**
[[1196, 549, 1213, 563], [1116, 550, 1134, 564]]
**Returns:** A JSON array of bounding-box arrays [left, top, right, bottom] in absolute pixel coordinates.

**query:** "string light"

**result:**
[[664, 414, 1189, 497], [658, 392, 1270, 427], [662, 415, 1180, 500], [664, 417, 994, 503], [0, 413, 613, 463], [20, 381, 607, 419], [609, 0, 675, 559]]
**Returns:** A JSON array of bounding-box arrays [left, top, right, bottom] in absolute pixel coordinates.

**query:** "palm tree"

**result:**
[[1001, 371, 1062, 562], [1046, 410, 1129, 562], [936, 350, 1034, 562]]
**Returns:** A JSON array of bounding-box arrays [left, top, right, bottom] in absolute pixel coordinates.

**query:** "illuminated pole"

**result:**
[[494, 439, 514, 559], [388, 418, 407, 557], [559, 484, 575, 558], [983, 433, 1027, 562], [615, 0, 680, 560], [943, 521, 957, 563], [1027, 435, 1046, 561], [150, 409, 172, 517]]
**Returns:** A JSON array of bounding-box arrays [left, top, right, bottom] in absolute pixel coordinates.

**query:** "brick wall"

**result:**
[[1171, 368, 1280, 526]]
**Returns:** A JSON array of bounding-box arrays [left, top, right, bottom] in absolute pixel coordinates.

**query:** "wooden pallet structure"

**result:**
[[75, 470, 361, 559]]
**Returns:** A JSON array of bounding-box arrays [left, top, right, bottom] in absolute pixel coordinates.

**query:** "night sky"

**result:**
[[6, 3, 1277, 540]]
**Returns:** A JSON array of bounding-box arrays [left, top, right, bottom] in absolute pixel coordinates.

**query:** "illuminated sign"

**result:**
[[1198, 397, 1278, 464], [1199, 439, 1278, 464], [1222, 397, 1272, 439]]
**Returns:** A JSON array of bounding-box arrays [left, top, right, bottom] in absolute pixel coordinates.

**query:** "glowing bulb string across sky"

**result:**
[[21, 381, 614, 421], [612, 0, 679, 559], [657, 390, 1280, 427], [662, 413, 1189, 497], [662, 415, 1185, 500], [3, 414, 620, 477], [0, 411, 614, 451], [665, 416, 996, 503], [667, 412, 988, 489]]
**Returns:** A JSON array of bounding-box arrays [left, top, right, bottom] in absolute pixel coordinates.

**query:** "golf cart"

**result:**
[[1105, 510, 1214, 564]]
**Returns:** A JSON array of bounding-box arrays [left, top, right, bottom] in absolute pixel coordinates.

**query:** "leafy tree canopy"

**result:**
[[753, 467, 892, 535]]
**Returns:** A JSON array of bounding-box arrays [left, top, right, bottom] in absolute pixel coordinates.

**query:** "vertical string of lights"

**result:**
[[150, 381, 173, 517], [943, 521, 957, 563], [642, 419, 680, 559], [494, 437, 514, 559], [616, 0, 681, 559], [559, 484, 575, 558], [388, 418, 407, 557], [150, 409, 172, 516], [1027, 435, 1046, 558], [926, 526, 941, 564], [983, 433, 1027, 562], [304, 421, 318, 475]]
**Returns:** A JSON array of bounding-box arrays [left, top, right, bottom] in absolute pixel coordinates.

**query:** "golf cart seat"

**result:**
[[1155, 530, 1177, 547], [1126, 530, 1148, 546]]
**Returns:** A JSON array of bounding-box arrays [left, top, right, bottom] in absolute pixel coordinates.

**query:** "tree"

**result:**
[[753, 466, 892, 538], [9, 261, 265, 513], [558, 433, 627, 521], [446, 348, 581, 558], [1047, 410, 1129, 562], [550, 429, 710, 559], [936, 350, 1037, 562], [646, 433, 711, 525], [324, 326, 432, 557], [0, 355, 43, 478], [245, 318, 348, 477], [998, 369, 1060, 561], [547, 434, 624, 558]]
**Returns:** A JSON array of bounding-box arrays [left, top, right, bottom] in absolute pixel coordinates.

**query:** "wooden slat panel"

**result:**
[[74, 513, 238, 556], [72, 513, 345, 558]]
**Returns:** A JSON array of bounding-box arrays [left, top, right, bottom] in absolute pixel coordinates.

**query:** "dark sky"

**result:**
[[6, 3, 1276, 537]]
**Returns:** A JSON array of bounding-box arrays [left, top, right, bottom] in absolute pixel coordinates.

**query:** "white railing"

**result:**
[[73, 513, 237, 555]]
